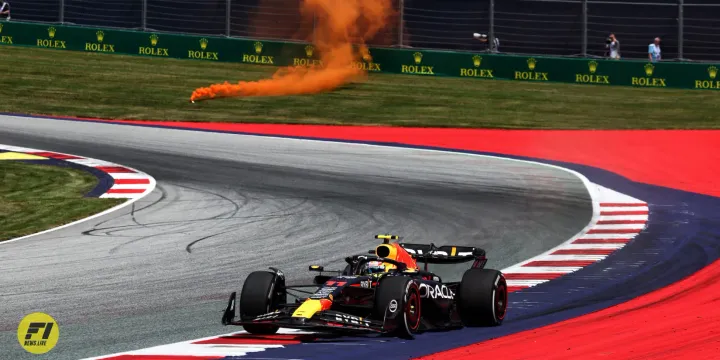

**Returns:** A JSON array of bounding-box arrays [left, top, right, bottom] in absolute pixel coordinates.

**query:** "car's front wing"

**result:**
[[221, 292, 399, 335], [227, 311, 387, 334]]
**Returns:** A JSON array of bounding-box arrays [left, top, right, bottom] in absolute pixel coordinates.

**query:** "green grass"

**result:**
[[0, 161, 124, 241], [0, 45, 718, 128]]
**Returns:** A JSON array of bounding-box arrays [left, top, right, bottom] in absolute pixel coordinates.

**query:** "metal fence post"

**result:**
[[398, 0, 405, 47], [489, 0, 495, 52], [678, 0, 684, 60], [581, 0, 588, 56], [142, 0, 147, 31], [313, 12, 317, 43], [226, 0, 231, 37], [59, 0, 64, 23]]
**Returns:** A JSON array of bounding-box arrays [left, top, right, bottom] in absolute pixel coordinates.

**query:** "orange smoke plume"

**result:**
[[190, 0, 393, 102]]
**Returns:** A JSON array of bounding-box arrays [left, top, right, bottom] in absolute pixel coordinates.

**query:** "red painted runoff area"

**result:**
[[415, 254, 720, 360]]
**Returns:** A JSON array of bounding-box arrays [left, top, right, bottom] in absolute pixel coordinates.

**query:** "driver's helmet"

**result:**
[[361, 260, 386, 275]]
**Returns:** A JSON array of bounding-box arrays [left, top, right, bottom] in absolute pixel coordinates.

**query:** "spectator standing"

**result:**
[[491, 37, 499, 53], [0, 1, 10, 20], [473, 33, 500, 52], [648, 37, 661, 62], [0, 1, 9, 20], [606, 33, 620, 59]]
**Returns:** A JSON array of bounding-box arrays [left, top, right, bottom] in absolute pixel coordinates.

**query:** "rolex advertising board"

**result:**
[[0, 21, 717, 91]]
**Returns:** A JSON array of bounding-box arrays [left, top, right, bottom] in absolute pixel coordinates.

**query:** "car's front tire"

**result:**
[[456, 268, 507, 326], [239, 271, 285, 335], [374, 276, 422, 339]]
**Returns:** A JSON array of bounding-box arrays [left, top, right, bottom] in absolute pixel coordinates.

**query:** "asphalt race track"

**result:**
[[0, 115, 591, 360]]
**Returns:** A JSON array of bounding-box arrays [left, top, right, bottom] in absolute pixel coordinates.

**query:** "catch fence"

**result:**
[[7, 0, 720, 62]]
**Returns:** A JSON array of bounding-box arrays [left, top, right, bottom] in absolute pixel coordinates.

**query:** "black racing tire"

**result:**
[[456, 268, 507, 327], [374, 276, 422, 339], [239, 271, 283, 335]]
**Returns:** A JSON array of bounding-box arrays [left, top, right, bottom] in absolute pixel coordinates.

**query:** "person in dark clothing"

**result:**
[[474, 33, 500, 52]]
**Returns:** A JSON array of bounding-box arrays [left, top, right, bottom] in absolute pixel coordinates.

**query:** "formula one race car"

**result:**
[[221, 235, 508, 339]]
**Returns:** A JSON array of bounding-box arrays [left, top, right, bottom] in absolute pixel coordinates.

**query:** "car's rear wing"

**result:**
[[372, 235, 488, 268], [399, 243, 487, 266]]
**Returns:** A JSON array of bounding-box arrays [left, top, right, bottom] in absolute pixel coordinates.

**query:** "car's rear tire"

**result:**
[[240, 271, 285, 335], [374, 276, 422, 339], [456, 268, 507, 327]]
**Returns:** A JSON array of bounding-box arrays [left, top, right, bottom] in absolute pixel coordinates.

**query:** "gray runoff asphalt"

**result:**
[[0, 115, 591, 360]]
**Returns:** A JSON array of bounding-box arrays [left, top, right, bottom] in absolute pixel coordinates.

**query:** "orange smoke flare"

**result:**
[[190, 0, 393, 102]]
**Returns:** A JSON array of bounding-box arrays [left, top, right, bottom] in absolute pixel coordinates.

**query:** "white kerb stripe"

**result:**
[[593, 224, 646, 230], [107, 173, 152, 180], [503, 266, 582, 273], [599, 215, 648, 221], [560, 243, 626, 250], [580, 233, 637, 239], [66, 158, 117, 167], [506, 279, 549, 287], [536, 254, 607, 261], [108, 184, 152, 190], [79, 329, 309, 360], [0, 145, 43, 152], [598, 202, 647, 207], [128, 343, 284, 357], [600, 206, 649, 212], [100, 193, 146, 199], [593, 184, 645, 203]]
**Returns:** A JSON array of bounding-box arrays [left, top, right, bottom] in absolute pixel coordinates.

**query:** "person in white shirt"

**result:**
[[0, 1, 10, 21], [606, 33, 620, 59], [648, 37, 661, 63]]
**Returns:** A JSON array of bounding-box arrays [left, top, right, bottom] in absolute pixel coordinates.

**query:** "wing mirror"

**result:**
[[309, 265, 324, 272]]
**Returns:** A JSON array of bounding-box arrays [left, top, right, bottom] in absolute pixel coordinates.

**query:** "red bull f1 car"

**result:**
[[221, 235, 508, 339]]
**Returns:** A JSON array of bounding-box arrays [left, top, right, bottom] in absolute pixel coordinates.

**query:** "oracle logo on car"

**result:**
[[419, 283, 454, 299]]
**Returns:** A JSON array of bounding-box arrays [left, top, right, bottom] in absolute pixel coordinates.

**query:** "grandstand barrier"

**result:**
[[2, 21, 719, 90]]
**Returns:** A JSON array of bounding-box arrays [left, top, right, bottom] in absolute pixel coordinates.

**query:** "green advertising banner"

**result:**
[[1, 21, 718, 91]]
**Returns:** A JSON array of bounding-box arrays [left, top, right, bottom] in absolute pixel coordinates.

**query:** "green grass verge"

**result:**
[[0, 161, 124, 241], [0, 46, 718, 129]]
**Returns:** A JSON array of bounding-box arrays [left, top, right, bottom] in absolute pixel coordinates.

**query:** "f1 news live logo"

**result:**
[[17, 312, 60, 354]]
